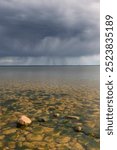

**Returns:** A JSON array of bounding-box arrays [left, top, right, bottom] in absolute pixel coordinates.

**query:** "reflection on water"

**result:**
[[0, 66, 99, 85]]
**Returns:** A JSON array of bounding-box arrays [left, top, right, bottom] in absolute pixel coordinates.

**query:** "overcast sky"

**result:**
[[0, 0, 99, 65]]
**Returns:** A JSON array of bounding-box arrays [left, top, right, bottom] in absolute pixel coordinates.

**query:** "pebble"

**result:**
[[26, 134, 43, 141], [53, 113, 60, 117], [38, 117, 48, 122], [73, 126, 83, 132], [18, 136, 26, 142], [8, 142, 16, 149], [23, 142, 34, 148], [0, 135, 5, 140], [48, 106, 55, 111], [42, 127, 54, 133], [74, 142, 85, 150], [66, 115, 80, 120], [61, 136, 71, 143], [3, 129, 17, 135], [70, 139, 85, 150], [56, 136, 71, 143], [17, 115, 32, 126]]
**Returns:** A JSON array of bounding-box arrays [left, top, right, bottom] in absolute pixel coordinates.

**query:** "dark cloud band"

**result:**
[[0, 0, 100, 64]]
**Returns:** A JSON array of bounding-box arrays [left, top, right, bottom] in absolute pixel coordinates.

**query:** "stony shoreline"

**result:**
[[0, 81, 100, 150]]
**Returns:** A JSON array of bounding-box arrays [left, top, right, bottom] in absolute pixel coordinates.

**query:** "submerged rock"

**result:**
[[66, 115, 80, 120], [73, 126, 83, 132], [26, 134, 43, 141], [48, 106, 56, 111], [56, 136, 71, 144], [17, 115, 32, 127], [53, 113, 60, 117], [3, 129, 17, 135], [73, 142, 85, 150], [38, 117, 48, 122], [0, 135, 5, 140]]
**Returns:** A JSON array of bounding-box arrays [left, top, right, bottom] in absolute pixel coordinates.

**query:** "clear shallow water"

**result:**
[[0, 66, 100, 150]]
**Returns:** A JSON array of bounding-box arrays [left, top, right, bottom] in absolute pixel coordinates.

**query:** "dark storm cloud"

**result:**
[[0, 0, 99, 64]]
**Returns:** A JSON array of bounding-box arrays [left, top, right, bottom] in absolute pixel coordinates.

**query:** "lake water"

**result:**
[[0, 66, 100, 150], [0, 65, 99, 87]]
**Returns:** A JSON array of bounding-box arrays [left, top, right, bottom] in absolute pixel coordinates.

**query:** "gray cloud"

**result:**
[[0, 0, 100, 65]]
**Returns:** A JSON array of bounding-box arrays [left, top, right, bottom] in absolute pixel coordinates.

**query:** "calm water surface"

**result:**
[[0, 66, 99, 86]]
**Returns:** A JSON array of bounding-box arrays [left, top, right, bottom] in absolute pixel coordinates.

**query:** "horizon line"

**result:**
[[0, 64, 100, 67]]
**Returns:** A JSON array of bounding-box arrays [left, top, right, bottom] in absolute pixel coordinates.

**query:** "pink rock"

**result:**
[[18, 115, 32, 125]]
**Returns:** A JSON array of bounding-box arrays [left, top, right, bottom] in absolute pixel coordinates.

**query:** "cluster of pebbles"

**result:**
[[0, 81, 100, 150]]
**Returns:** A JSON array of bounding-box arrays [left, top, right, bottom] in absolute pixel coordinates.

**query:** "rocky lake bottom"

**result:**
[[0, 81, 100, 150]]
